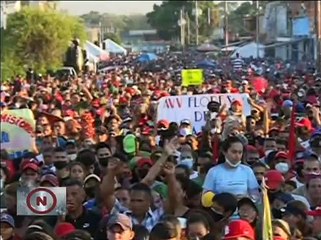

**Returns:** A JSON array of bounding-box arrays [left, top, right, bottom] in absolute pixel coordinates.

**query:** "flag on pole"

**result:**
[[262, 178, 273, 240]]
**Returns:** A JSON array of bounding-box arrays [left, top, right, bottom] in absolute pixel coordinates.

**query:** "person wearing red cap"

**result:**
[[307, 206, 321, 238], [20, 160, 40, 187], [226, 100, 246, 129], [245, 145, 260, 166], [39, 174, 59, 187], [264, 170, 286, 193], [223, 219, 255, 240]]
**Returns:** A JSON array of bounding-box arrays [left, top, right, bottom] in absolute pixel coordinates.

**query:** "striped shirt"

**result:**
[[231, 58, 244, 71], [111, 199, 164, 232]]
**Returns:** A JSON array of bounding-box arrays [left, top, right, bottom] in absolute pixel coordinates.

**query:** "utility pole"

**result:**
[[195, 0, 199, 46], [256, 1, 260, 59], [99, 21, 103, 48], [186, 12, 190, 46], [224, 1, 229, 47], [179, 8, 185, 47], [316, 0, 321, 72]]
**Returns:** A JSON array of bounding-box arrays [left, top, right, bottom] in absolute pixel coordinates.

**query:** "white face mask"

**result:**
[[225, 158, 241, 168], [180, 157, 194, 169], [68, 154, 77, 161], [275, 162, 289, 174]]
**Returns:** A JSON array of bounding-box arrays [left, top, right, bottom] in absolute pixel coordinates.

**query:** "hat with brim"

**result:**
[[237, 197, 258, 213], [107, 214, 132, 231], [0, 213, 15, 228], [307, 207, 321, 217], [224, 220, 255, 240]]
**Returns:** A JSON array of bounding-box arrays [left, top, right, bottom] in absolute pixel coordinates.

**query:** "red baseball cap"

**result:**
[[274, 151, 288, 160], [295, 118, 313, 131], [119, 97, 129, 105], [55, 222, 76, 238], [246, 145, 258, 153], [157, 120, 170, 129], [232, 100, 242, 106], [264, 170, 285, 190], [224, 220, 255, 240], [137, 158, 153, 168], [307, 206, 321, 217], [40, 174, 59, 187], [22, 162, 40, 172]]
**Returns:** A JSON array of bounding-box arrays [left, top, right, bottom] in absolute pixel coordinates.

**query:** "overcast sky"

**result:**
[[59, 1, 162, 15]]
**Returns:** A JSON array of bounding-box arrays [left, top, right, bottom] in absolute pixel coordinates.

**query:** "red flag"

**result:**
[[288, 106, 296, 163]]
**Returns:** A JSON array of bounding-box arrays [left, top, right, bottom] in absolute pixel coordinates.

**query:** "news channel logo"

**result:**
[[17, 187, 66, 216]]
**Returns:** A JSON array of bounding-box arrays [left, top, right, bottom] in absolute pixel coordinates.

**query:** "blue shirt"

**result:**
[[203, 163, 259, 198]]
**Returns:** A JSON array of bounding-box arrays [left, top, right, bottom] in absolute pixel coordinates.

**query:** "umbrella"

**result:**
[[137, 53, 158, 63], [196, 60, 216, 69]]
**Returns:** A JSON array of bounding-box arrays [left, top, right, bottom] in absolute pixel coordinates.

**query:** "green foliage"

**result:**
[[146, 1, 268, 42], [1, 7, 87, 81], [79, 11, 152, 35], [146, 1, 234, 42], [103, 32, 122, 45]]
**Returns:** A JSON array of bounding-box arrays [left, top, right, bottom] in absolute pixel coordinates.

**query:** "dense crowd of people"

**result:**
[[0, 51, 320, 240]]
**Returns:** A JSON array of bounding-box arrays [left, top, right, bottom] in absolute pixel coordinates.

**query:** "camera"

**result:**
[[207, 101, 220, 113]]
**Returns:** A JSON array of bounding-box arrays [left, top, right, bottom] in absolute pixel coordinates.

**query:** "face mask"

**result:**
[[179, 128, 192, 137], [225, 158, 241, 168], [257, 179, 262, 186], [20, 177, 36, 188], [54, 161, 69, 170], [179, 157, 194, 169], [99, 157, 109, 167], [68, 154, 77, 161], [275, 162, 289, 174], [209, 208, 225, 222], [210, 128, 218, 135], [85, 186, 96, 199]]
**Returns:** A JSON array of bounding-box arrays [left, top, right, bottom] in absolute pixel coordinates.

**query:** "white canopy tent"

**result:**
[[103, 39, 127, 55], [85, 40, 109, 61], [231, 42, 265, 59]]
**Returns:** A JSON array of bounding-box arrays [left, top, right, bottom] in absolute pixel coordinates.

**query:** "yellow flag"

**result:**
[[262, 179, 273, 240]]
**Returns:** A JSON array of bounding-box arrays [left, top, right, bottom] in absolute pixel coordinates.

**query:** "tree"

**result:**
[[103, 32, 122, 44], [228, 1, 269, 36], [2, 7, 87, 80], [146, 1, 219, 42], [79, 12, 152, 36]]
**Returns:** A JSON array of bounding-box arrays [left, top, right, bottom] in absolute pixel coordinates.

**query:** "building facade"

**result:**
[[263, 1, 320, 61]]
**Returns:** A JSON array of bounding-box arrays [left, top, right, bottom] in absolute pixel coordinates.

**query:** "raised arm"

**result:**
[[100, 158, 120, 211], [141, 137, 179, 186]]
